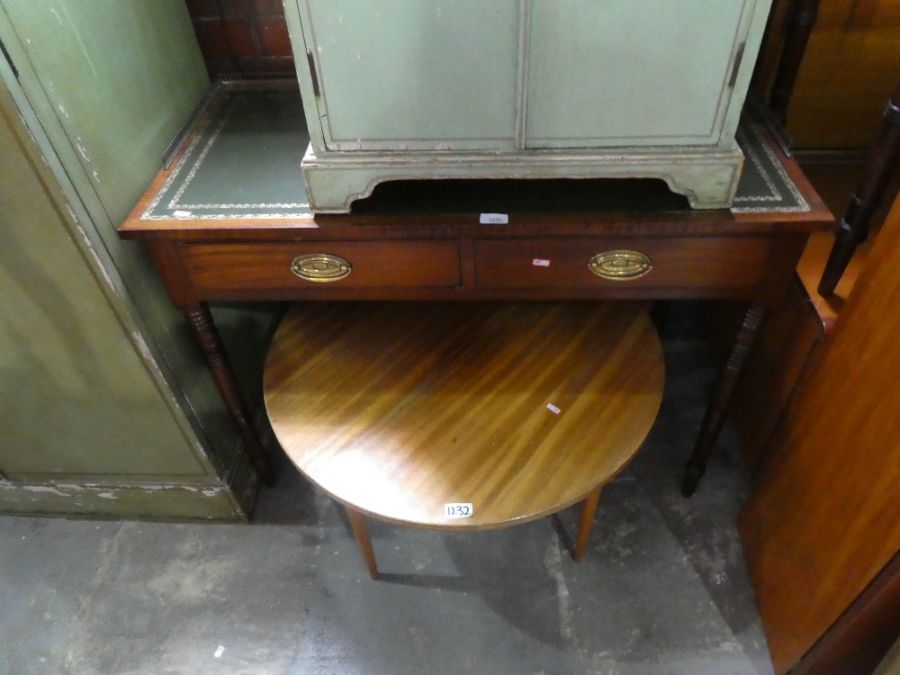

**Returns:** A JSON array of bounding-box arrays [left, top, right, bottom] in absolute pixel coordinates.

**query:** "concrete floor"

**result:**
[[0, 341, 774, 675]]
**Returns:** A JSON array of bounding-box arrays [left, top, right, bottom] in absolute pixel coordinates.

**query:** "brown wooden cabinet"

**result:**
[[739, 195, 900, 674]]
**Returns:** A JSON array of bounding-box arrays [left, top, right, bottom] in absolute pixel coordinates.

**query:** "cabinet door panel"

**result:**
[[526, 0, 751, 148], [302, 0, 520, 151]]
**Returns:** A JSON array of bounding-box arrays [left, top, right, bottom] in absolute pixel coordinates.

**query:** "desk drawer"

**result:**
[[475, 238, 771, 291], [181, 241, 460, 294]]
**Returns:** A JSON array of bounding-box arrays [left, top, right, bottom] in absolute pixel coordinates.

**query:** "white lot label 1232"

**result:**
[[444, 503, 474, 519]]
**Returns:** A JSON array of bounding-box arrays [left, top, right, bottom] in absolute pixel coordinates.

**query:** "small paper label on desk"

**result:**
[[479, 213, 509, 225], [532, 258, 551, 267], [546, 403, 562, 415], [445, 503, 473, 519]]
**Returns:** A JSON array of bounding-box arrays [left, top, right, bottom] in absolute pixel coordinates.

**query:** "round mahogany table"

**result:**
[[264, 302, 664, 579]]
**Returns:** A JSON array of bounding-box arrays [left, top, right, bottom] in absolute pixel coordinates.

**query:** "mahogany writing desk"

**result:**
[[119, 79, 832, 495]]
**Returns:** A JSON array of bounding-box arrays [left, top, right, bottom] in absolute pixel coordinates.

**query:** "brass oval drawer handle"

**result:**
[[291, 254, 352, 283], [589, 250, 653, 281]]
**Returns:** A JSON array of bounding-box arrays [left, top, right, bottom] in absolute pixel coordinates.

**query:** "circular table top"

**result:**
[[264, 302, 664, 530]]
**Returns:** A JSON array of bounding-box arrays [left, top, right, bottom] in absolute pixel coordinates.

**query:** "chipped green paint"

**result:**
[[0, 481, 249, 521]]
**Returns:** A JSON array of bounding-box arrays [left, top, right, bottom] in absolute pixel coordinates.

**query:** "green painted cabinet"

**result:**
[[0, 1, 273, 520], [285, 0, 774, 212]]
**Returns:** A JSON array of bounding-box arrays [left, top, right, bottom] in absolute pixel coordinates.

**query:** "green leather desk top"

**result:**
[[140, 79, 810, 222]]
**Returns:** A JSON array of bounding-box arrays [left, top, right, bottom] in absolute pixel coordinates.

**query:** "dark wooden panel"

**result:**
[[786, 0, 900, 149], [180, 241, 461, 293], [475, 237, 772, 292], [740, 194, 900, 673], [793, 552, 900, 675]]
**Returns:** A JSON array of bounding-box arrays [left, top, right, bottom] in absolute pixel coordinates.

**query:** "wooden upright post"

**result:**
[[769, 0, 821, 126], [818, 82, 900, 297]]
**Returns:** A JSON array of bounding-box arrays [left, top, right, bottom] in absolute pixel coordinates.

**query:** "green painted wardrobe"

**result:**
[[0, 0, 276, 519]]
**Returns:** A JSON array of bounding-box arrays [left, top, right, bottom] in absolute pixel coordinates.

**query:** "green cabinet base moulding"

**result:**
[[285, 0, 774, 212], [0, 479, 254, 522]]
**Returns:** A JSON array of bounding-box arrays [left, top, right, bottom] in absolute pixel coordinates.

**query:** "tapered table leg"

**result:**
[[346, 507, 379, 580], [818, 82, 900, 296], [574, 486, 603, 562], [682, 302, 768, 497], [184, 304, 275, 486]]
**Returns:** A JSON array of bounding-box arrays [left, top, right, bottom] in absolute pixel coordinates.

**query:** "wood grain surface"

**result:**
[[180, 240, 461, 293], [758, 0, 900, 149], [474, 237, 772, 291], [740, 194, 900, 673], [786, 0, 900, 149], [264, 302, 664, 529]]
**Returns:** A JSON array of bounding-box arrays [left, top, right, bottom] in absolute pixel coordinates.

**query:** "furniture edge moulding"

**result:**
[[118, 212, 836, 242]]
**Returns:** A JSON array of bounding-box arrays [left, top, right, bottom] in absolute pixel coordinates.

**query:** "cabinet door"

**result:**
[[300, 0, 521, 152], [526, 0, 753, 148]]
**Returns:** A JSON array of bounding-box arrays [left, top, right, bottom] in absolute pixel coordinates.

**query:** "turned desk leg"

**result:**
[[346, 507, 379, 580], [682, 302, 767, 497], [184, 304, 276, 487], [574, 486, 603, 563], [818, 82, 900, 296]]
